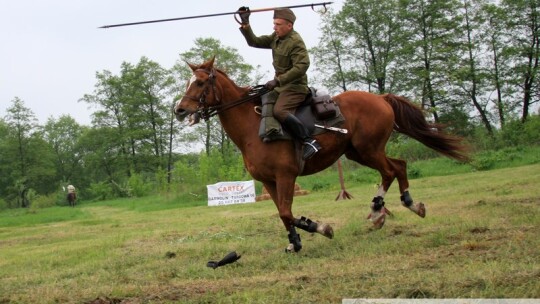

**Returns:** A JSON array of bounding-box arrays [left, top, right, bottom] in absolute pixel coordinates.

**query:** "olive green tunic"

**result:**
[[240, 26, 310, 94]]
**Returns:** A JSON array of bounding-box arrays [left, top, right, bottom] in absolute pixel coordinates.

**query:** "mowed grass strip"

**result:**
[[0, 164, 539, 303]]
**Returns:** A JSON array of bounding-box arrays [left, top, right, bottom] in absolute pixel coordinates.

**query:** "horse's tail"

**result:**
[[383, 93, 470, 162]]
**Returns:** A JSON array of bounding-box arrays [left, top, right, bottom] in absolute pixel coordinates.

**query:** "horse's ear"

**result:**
[[185, 61, 198, 72], [207, 56, 216, 68]]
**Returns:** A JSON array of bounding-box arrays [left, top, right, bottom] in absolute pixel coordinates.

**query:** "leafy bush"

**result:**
[[154, 167, 169, 194], [523, 115, 540, 145], [311, 180, 331, 191], [470, 154, 496, 171], [386, 134, 438, 161], [88, 181, 114, 201], [30, 193, 57, 209], [470, 147, 524, 171], [347, 168, 380, 184], [0, 198, 7, 211], [498, 119, 526, 147], [127, 172, 152, 197], [473, 115, 540, 150], [407, 164, 422, 179]]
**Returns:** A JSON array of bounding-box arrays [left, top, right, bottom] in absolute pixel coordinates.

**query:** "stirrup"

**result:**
[[302, 139, 321, 160]]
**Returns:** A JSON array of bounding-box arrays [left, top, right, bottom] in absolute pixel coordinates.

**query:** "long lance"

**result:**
[[99, 2, 333, 29]]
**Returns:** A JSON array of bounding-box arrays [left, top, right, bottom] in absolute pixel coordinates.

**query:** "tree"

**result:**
[[2, 98, 55, 206], [399, 0, 463, 123], [337, 0, 403, 93], [81, 69, 132, 179], [450, 0, 493, 135], [5, 97, 38, 181], [42, 115, 86, 184], [81, 57, 179, 194], [0, 118, 10, 199], [119, 57, 177, 173], [501, 0, 540, 123], [482, 3, 509, 128], [310, 8, 355, 93]]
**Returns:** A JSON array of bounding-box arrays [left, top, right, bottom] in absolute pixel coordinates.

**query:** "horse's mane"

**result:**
[[213, 68, 250, 92]]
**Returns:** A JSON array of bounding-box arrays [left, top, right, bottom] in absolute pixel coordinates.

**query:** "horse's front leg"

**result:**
[[264, 180, 333, 253], [264, 180, 301, 252], [287, 213, 334, 253]]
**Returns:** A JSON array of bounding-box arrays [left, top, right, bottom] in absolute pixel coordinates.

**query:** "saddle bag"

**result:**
[[311, 94, 337, 120]]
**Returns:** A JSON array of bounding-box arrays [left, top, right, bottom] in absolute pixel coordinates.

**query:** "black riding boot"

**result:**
[[282, 114, 322, 160]]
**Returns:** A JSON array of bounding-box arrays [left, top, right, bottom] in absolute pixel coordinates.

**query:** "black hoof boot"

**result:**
[[285, 227, 302, 253]]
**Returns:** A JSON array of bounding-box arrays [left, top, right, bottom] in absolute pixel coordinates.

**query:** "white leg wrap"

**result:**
[[376, 185, 386, 198]]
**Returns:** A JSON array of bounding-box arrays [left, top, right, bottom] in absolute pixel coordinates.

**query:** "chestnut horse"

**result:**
[[174, 57, 468, 252]]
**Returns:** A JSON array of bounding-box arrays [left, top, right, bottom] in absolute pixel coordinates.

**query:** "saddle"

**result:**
[[258, 88, 345, 142]]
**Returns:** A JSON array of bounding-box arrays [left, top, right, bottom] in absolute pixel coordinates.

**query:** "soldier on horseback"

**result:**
[[237, 6, 322, 159], [67, 184, 76, 207]]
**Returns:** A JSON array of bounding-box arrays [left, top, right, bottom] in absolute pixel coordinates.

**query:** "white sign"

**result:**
[[206, 180, 256, 206]]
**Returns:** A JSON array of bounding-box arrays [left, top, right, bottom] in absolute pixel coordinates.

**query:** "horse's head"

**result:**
[[174, 56, 220, 125]]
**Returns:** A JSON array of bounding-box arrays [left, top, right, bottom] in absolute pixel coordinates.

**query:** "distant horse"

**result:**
[[174, 57, 468, 252], [67, 193, 76, 207]]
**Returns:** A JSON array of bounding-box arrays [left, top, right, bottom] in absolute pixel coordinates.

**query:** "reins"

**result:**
[[203, 85, 269, 119], [188, 68, 269, 120]]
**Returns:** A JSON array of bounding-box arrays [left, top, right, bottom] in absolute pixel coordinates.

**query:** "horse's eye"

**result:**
[[196, 80, 205, 87]]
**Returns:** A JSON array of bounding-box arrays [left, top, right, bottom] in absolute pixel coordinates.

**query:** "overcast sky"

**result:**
[[1, 1, 342, 126]]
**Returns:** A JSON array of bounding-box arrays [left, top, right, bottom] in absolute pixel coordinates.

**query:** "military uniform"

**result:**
[[240, 22, 310, 121], [240, 27, 309, 95], [238, 7, 321, 160]]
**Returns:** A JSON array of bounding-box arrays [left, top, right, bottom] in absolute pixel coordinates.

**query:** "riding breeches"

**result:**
[[270, 90, 308, 122]]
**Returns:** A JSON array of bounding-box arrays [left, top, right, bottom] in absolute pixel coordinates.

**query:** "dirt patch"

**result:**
[[474, 196, 540, 206], [469, 227, 490, 234], [84, 296, 123, 304]]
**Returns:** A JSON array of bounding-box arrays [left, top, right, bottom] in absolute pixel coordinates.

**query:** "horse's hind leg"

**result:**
[[345, 150, 397, 229], [390, 157, 426, 218]]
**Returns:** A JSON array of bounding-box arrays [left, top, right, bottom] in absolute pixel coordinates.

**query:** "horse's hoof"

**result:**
[[285, 243, 302, 253], [404, 202, 426, 218], [317, 223, 334, 239], [368, 210, 386, 229], [415, 202, 426, 218]]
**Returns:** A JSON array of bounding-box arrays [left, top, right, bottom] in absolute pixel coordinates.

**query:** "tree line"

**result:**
[[312, 0, 539, 135], [1, 0, 539, 208]]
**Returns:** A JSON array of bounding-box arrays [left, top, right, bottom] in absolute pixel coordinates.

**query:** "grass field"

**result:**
[[1, 163, 539, 303]]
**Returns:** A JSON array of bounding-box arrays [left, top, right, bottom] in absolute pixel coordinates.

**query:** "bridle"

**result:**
[[183, 68, 269, 120]]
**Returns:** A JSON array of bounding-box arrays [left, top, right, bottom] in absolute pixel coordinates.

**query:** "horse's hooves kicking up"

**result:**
[[367, 207, 390, 229], [404, 202, 426, 218], [317, 222, 334, 239]]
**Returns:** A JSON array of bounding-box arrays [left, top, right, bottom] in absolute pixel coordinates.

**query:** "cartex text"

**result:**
[[218, 185, 244, 192]]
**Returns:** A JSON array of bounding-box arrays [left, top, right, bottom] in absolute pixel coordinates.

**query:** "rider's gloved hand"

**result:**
[[237, 6, 250, 25], [265, 79, 279, 90]]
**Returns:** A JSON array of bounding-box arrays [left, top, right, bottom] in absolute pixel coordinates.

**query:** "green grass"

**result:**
[[0, 207, 88, 228], [1, 162, 539, 303]]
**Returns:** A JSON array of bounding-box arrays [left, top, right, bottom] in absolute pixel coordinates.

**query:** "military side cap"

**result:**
[[273, 8, 296, 24]]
